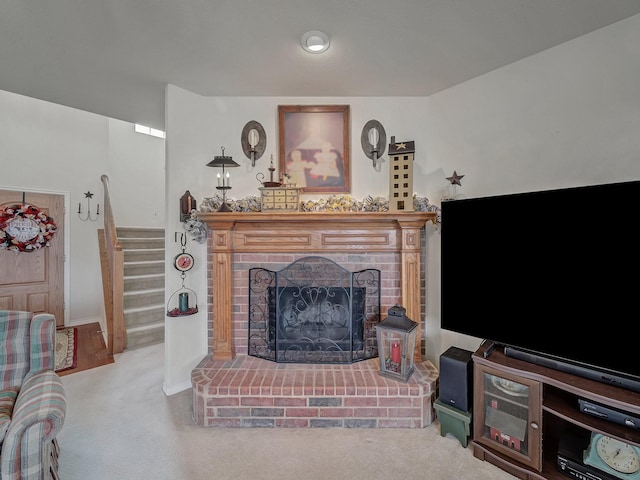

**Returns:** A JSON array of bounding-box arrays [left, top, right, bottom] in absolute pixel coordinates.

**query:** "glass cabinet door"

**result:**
[[474, 364, 542, 471]]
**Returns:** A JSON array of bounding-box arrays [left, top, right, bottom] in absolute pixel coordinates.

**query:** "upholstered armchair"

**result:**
[[0, 310, 66, 480]]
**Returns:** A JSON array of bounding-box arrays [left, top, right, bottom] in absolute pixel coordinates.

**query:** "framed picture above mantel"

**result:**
[[278, 105, 350, 194]]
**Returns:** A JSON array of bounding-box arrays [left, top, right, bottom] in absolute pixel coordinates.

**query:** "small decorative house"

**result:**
[[388, 136, 415, 211]]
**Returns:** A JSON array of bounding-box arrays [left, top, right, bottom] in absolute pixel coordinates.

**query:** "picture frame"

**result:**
[[278, 105, 350, 193]]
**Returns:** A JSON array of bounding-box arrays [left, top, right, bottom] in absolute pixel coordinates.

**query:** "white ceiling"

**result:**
[[2, 0, 640, 131]]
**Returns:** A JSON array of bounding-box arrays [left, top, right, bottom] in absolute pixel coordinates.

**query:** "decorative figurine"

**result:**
[[256, 155, 301, 211], [388, 136, 415, 212]]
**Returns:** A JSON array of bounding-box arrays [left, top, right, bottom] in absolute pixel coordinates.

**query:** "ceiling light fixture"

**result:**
[[301, 31, 330, 54]]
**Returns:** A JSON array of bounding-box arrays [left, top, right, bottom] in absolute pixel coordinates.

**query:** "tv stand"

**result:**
[[472, 343, 640, 480], [504, 346, 640, 394]]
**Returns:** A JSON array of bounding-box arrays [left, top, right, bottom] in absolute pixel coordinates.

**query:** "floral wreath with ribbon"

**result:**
[[0, 204, 58, 253]]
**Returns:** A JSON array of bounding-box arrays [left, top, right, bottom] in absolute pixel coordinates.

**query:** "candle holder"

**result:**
[[376, 304, 418, 382], [206, 146, 240, 212], [241, 120, 266, 167], [361, 119, 386, 169], [216, 185, 232, 212], [167, 233, 198, 317], [166, 286, 198, 317], [78, 191, 100, 222], [256, 154, 282, 188]]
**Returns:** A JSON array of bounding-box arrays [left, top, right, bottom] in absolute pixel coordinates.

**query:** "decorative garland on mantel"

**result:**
[[184, 194, 441, 244], [0, 204, 58, 252], [199, 193, 441, 216]]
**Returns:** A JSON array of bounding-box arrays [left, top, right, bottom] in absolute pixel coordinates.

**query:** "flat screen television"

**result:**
[[440, 179, 640, 392]]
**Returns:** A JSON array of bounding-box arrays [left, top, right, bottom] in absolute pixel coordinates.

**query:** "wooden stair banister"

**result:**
[[99, 174, 125, 354]]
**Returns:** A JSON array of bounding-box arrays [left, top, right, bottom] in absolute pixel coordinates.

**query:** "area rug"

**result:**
[[55, 327, 78, 372]]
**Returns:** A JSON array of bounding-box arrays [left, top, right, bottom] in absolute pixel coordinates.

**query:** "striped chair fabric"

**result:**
[[0, 310, 65, 480]]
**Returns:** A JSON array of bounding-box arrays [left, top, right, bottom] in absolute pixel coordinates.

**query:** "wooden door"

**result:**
[[0, 190, 65, 326]]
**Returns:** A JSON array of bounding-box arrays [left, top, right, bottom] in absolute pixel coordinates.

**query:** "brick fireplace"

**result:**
[[192, 211, 439, 427]]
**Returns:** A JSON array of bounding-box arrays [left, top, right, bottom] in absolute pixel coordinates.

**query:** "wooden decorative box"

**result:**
[[259, 186, 301, 211]]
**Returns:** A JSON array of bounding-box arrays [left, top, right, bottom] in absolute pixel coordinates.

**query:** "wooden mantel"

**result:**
[[197, 211, 437, 360]]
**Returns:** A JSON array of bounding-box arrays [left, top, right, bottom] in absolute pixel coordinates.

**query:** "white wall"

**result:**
[[0, 91, 165, 327], [422, 13, 640, 361], [107, 121, 165, 228], [164, 13, 640, 394]]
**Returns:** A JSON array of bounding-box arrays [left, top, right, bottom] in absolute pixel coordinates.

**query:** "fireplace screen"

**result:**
[[248, 256, 381, 364]]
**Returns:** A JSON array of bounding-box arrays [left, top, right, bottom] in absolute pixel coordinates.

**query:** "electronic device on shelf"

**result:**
[[441, 180, 640, 394], [504, 347, 640, 394], [579, 398, 640, 430], [557, 429, 618, 480]]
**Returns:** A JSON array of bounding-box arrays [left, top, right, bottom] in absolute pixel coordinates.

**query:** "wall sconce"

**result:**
[[376, 304, 418, 383], [361, 120, 386, 169], [206, 146, 240, 212], [78, 191, 99, 222], [241, 121, 266, 167], [179, 190, 196, 222]]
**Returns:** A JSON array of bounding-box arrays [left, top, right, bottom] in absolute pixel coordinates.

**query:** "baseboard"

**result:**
[[66, 316, 103, 327], [163, 380, 192, 396]]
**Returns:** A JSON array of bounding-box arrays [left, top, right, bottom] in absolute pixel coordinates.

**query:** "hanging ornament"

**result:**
[[167, 233, 198, 317]]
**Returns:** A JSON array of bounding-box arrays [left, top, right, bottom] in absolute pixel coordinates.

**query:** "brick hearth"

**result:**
[[192, 355, 438, 428]]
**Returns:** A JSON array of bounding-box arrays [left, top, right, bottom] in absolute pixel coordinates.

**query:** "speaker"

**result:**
[[439, 346, 473, 412]]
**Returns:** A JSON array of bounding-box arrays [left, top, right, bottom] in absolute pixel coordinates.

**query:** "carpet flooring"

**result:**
[[57, 343, 518, 480], [55, 327, 77, 372]]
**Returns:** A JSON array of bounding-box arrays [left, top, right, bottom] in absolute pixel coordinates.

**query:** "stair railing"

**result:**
[[99, 174, 126, 354]]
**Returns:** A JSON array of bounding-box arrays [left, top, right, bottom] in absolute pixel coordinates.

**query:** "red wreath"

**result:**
[[0, 204, 58, 253]]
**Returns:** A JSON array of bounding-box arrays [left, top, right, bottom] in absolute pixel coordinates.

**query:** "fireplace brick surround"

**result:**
[[194, 211, 438, 428]]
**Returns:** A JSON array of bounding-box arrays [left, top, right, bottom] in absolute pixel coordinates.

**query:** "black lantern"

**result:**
[[206, 146, 240, 212], [376, 304, 418, 382]]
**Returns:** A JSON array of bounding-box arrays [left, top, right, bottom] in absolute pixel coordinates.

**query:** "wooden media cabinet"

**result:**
[[472, 343, 640, 480]]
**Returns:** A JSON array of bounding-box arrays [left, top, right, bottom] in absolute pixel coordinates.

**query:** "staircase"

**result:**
[[118, 227, 165, 349]]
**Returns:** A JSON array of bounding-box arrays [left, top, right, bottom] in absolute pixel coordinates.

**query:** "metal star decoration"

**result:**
[[446, 171, 464, 186], [84, 191, 94, 199], [395, 142, 407, 149]]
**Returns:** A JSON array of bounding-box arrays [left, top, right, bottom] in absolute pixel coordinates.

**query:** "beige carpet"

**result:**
[[58, 343, 517, 480]]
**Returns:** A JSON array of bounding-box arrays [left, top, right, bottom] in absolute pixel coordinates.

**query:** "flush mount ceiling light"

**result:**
[[301, 30, 330, 54]]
